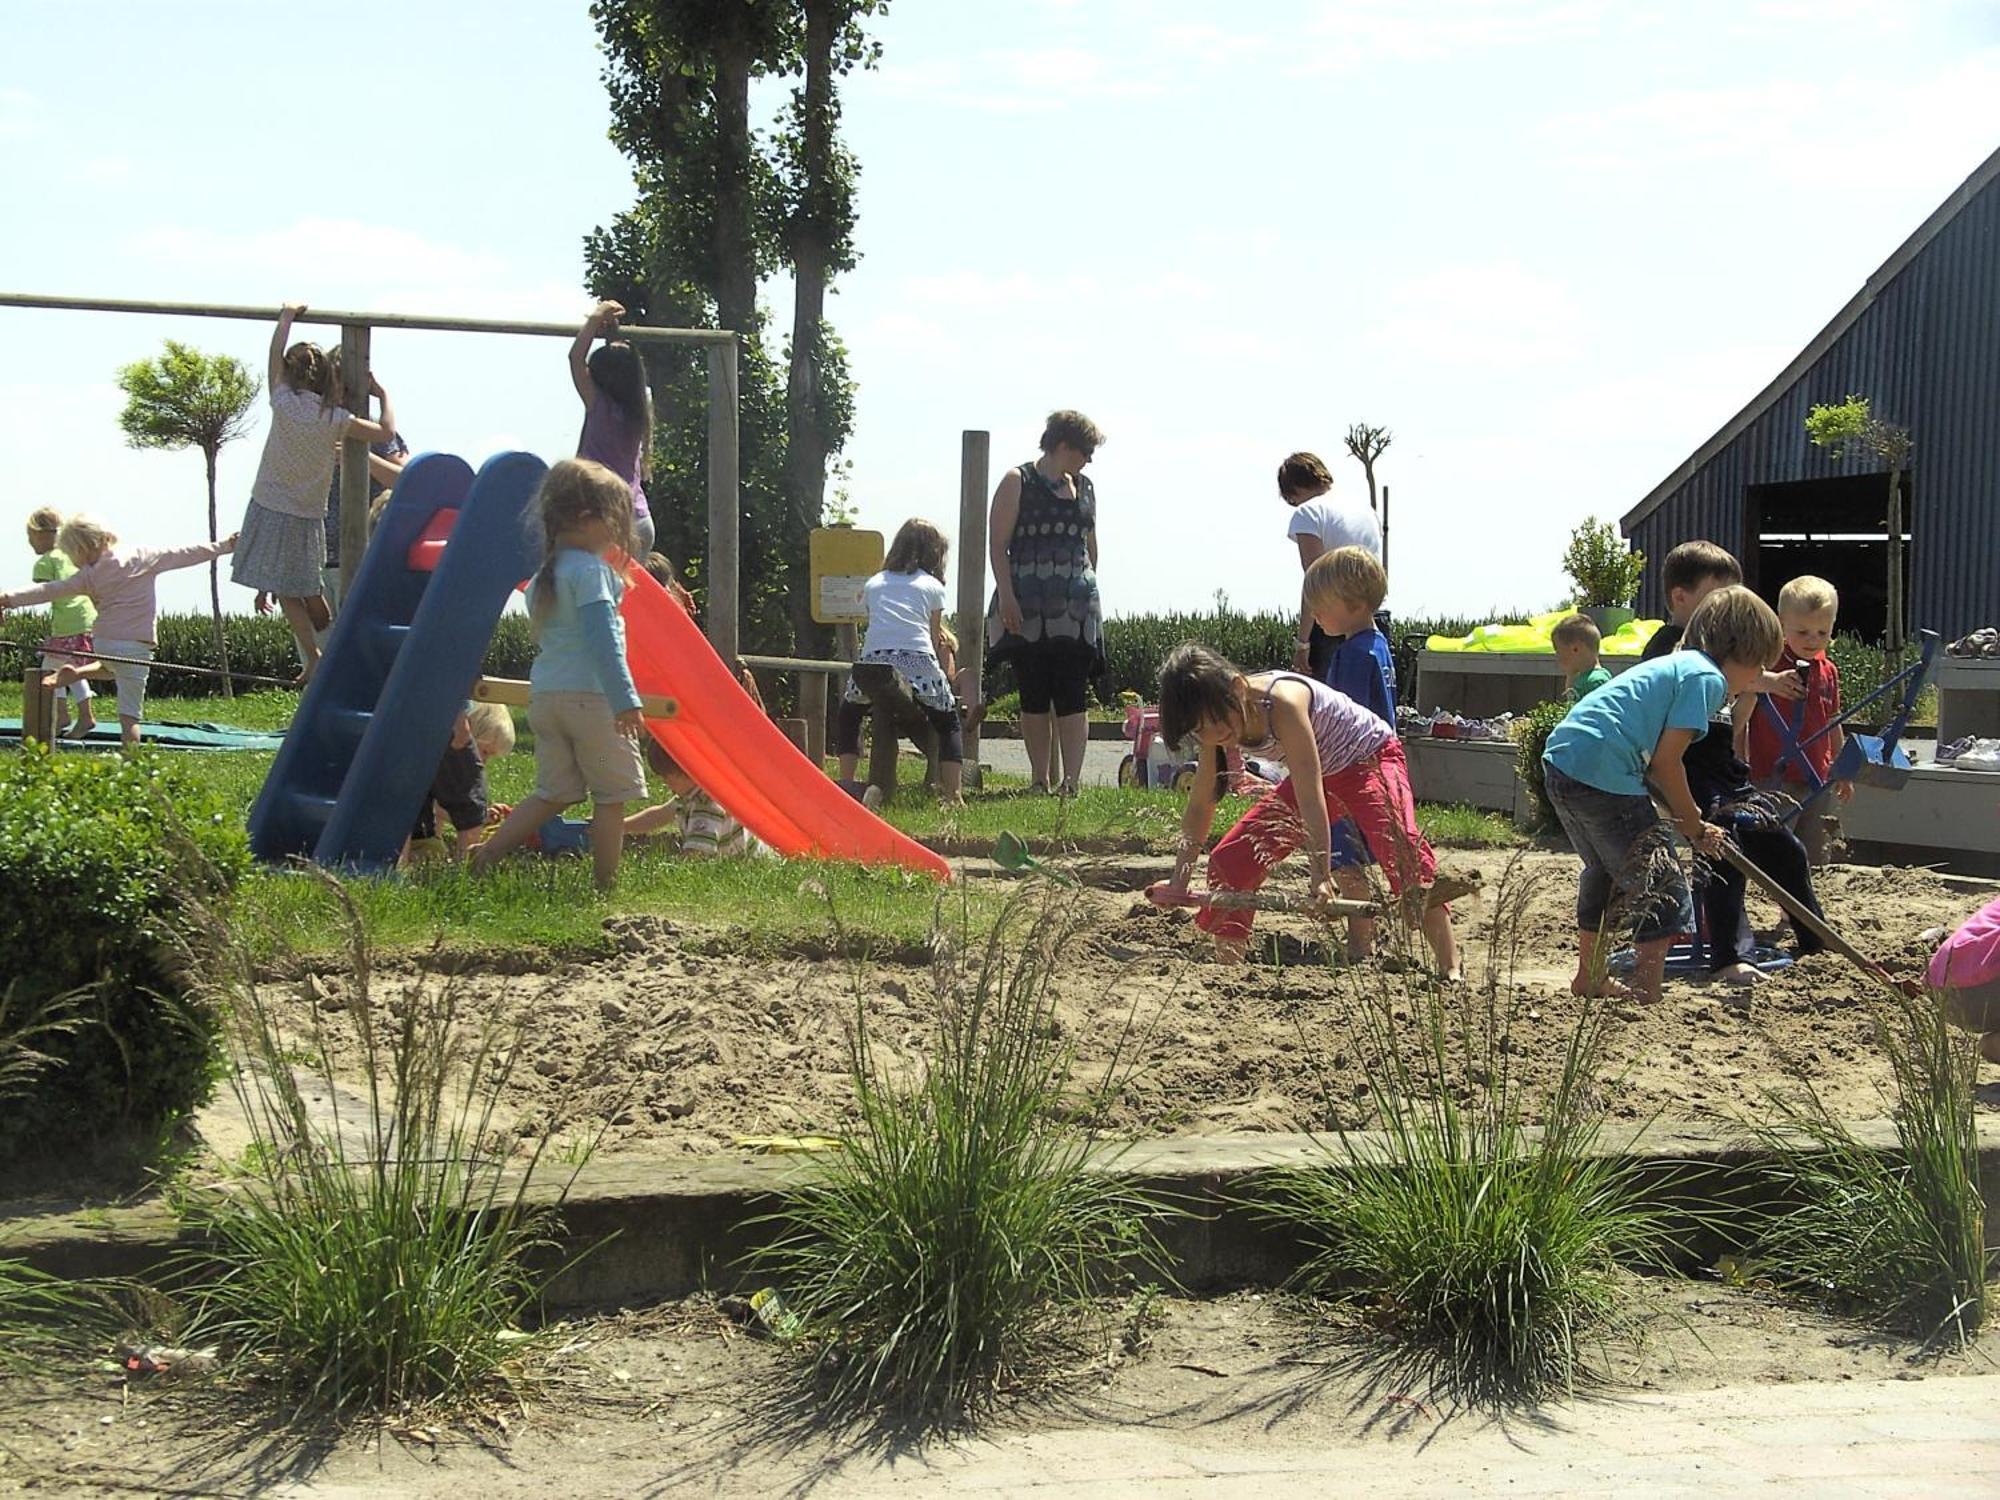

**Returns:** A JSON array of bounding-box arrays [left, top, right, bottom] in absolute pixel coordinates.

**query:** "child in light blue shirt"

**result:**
[[1541, 585, 1781, 1007], [471, 459, 647, 891]]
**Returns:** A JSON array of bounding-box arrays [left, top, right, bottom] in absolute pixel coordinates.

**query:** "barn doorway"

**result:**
[[1744, 471, 1913, 643]]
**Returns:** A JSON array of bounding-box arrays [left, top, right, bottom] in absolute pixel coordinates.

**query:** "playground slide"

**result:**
[[248, 451, 544, 873], [618, 570, 951, 882]]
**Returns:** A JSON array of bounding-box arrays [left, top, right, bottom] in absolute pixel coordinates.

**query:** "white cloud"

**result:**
[[0, 87, 36, 141], [1289, 0, 1613, 74], [1538, 50, 2000, 186], [1356, 261, 1584, 369], [130, 217, 583, 321]]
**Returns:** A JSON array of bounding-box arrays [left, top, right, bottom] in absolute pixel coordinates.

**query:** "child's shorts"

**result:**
[[414, 742, 489, 840], [1543, 764, 1693, 943], [94, 637, 154, 721], [40, 633, 94, 702], [529, 692, 647, 807]]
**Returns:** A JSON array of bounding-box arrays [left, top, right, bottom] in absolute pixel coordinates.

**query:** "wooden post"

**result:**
[[801, 671, 827, 768], [337, 323, 372, 607], [21, 666, 52, 746], [1380, 482, 1391, 575], [958, 430, 990, 788], [706, 340, 741, 664]]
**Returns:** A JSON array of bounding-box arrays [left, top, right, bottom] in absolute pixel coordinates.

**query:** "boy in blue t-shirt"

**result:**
[[1541, 585, 1781, 1007], [1305, 546, 1398, 933]]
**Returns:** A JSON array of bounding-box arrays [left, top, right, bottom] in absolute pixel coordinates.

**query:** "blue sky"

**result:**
[[3, 0, 1997, 625]]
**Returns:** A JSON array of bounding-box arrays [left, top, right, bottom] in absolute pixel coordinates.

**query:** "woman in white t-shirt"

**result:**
[[835, 518, 964, 804], [1279, 450, 1381, 680], [231, 302, 397, 682]]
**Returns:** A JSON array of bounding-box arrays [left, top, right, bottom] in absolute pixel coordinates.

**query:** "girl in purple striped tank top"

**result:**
[[1151, 644, 1459, 976]]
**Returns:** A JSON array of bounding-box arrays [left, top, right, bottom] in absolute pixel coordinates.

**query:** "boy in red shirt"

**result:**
[[1740, 575, 1850, 865]]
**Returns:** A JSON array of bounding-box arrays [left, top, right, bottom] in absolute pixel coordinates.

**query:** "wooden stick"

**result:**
[[1146, 884, 1376, 917], [1714, 839, 1897, 986], [0, 291, 734, 345], [472, 677, 677, 720]]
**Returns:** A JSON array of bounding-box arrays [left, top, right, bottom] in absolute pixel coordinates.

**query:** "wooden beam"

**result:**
[[0, 291, 734, 345], [336, 324, 371, 608], [21, 666, 53, 746], [958, 430, 990, 788], [706, 341, 741, 663], [473, 677, 678, 720]]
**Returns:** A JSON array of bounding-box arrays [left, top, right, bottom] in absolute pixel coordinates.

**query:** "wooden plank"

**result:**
[[705, 341, 740, 664], [337, 324, 371, 606], [738, 653, 848, 674], [1842, 763, 2000, 855], [958, 429, 990, 789], [473, 677, 677, 720], [21, 665, 52, 745], [0, 291, 733, 345]]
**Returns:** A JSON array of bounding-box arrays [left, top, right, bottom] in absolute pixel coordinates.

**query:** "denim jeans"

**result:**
[[1544, 764, 1694, 942]]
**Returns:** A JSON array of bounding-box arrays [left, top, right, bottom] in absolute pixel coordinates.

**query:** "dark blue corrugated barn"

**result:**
[[1622, 146, 2000, 641]]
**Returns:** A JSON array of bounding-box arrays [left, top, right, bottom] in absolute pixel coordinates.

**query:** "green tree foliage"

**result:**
[[586, 0, 885, 656], [116, 342, 259, 693], [1561, 518, 1645, 609]]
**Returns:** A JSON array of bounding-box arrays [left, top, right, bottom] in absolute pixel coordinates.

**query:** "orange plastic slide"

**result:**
[[618, 569, 951, 881]]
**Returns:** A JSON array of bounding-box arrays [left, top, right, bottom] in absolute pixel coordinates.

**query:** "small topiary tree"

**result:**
[[117, 342, 260, 696], [1561, 519, 1645, 611], [0, 749, 249, 1160]]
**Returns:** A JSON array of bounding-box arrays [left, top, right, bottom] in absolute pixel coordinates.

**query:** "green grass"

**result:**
[[1258, 860, 1670, 1402], [1416, 802, 1523, 849], [747, 884, 1168, 1428], [181, 886, 587, 1417], [1741, 985, 1988, 1342]]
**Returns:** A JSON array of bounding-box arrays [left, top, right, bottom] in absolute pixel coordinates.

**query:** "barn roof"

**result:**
[[1620, 142, 2000, 535]]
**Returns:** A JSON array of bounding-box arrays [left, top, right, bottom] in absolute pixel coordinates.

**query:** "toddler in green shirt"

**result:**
[[25, 506, 96, 738], [1554, 613, 1611, 705]]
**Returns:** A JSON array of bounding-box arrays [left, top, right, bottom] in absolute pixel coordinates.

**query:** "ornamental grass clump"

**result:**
[[1743, 984, 1988, 1343], [748, 885, 1167, 1429], [1261, 859, 1671, 1403], [178, 878, 612, 1418]]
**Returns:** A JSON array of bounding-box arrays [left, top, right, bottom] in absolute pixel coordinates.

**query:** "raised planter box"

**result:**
[[1841, 748, 2000, 868], [1935, 657, 2000, 745], [1403, 735, 1528, 819], [1413, 650, 1640, 718]]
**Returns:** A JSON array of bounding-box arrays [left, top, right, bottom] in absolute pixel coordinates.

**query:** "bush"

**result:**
[[748, 885, 1167, 1428], [1259, 859, 1670, 1401], [0, 749, 248, 1157], [1511, 697, 1571, 832], [1742, 987, 1987, 1341], [182, 880, 605, 1416]]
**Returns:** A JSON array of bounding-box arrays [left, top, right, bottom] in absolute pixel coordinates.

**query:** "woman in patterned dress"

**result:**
[[984, 410, 1106, 795]]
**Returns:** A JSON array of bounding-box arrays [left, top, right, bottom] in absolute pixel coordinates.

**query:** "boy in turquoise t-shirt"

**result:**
[[1541, 586, 1781, 1006], [25, 507, 96, 738]]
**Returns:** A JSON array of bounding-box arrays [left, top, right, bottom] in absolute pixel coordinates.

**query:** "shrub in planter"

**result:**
[[0, 749, 249, 1157], [1561, 520, 1645, 633], [1512, 697, 1572, 832]]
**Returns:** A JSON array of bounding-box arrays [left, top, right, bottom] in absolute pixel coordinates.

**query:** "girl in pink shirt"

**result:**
[[1925, 896, 2000, 1065], [1150, 642, 1459, 977], [0, 515, 235, 746]]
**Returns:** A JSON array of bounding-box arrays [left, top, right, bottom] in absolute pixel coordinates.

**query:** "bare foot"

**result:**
[[1571, 971, 1635, 1000], [1708, 962, 1763, 987], [1980, 1032, 2000, 1066], [1211, 936, 1248, 965]]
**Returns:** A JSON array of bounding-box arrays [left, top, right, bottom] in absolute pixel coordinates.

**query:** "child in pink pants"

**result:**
[[1149, 642, 1458, 976]]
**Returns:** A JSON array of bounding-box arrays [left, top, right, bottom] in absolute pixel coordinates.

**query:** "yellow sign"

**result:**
[[809, 527, 884, 624]]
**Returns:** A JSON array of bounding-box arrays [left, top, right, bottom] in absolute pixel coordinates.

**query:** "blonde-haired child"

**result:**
[[835, 517, 965, 805], [1553, 614, 1610, 703], [408, 701, 518, 864], [0, 516, 236, 746], [232, 302, 396, 684], [470, 459, 645, 891], [1740, 574, 1848, 865], [1542, 585, 1782, 1005], [23, 506, 96, 738]]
